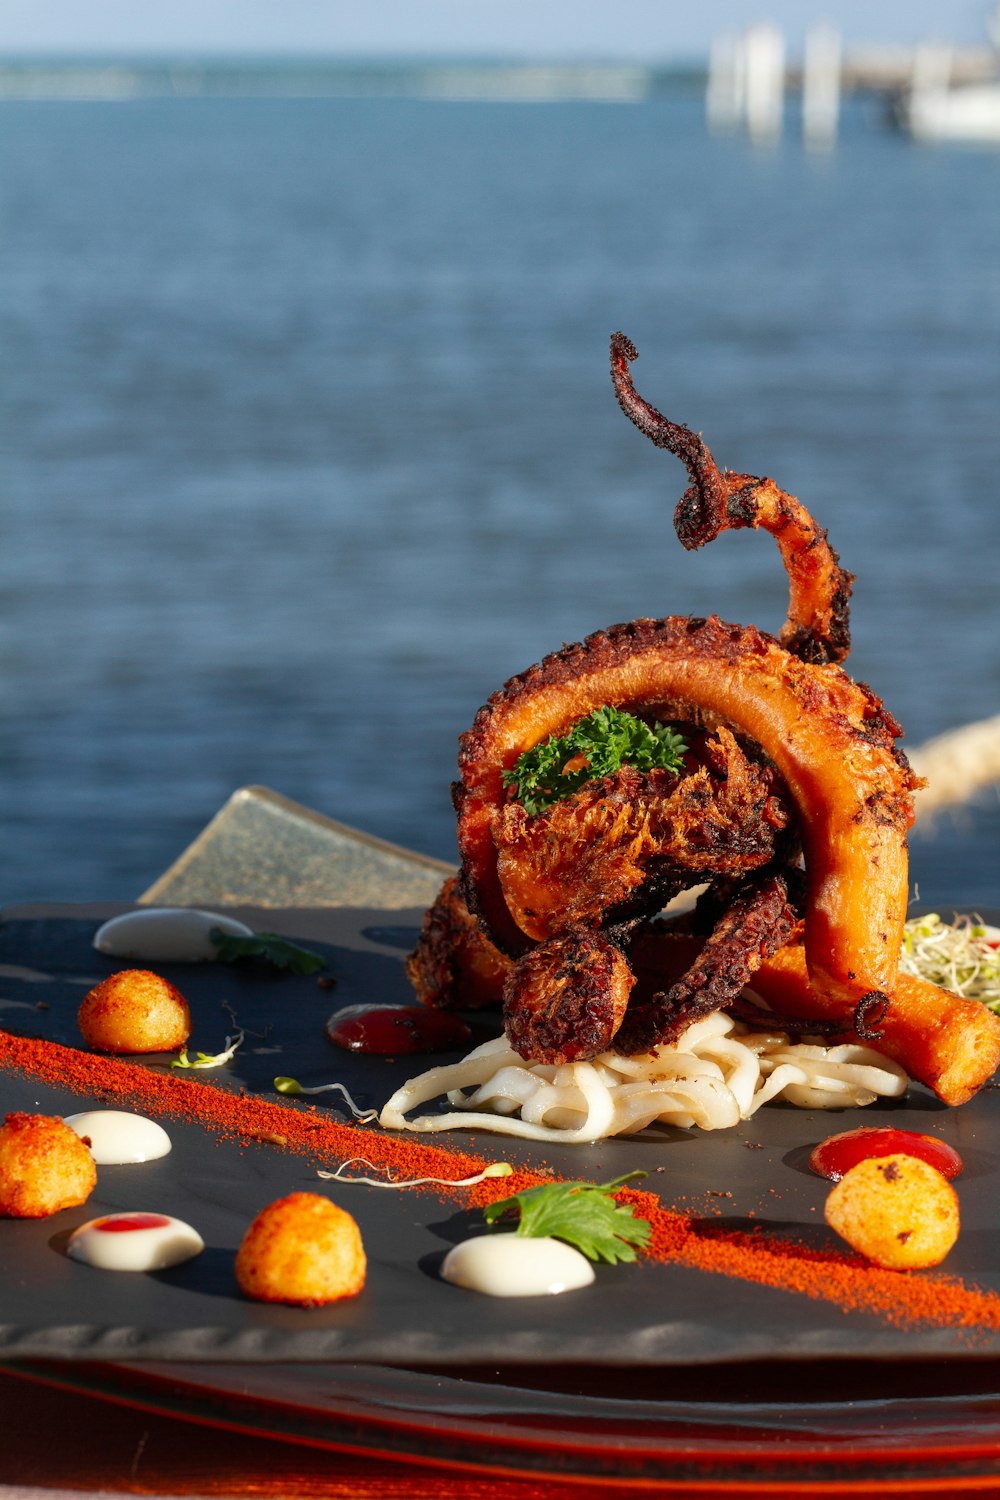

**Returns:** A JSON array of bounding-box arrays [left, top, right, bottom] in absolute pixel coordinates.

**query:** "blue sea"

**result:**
[[2, 69, 999, 908]]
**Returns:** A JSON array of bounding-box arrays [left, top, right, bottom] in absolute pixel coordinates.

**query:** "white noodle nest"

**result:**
[[379, 1013, 908, 1144]]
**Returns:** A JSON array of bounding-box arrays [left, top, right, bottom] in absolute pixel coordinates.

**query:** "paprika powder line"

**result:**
[[4, 1029, 1000, 1338]]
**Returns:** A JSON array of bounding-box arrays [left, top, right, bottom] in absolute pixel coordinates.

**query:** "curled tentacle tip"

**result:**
[[854, 990, 891, 1041], [611, 331, 638, 364]]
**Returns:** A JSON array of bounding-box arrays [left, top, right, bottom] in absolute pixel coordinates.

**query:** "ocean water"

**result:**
[[2, 82, 999, 907]]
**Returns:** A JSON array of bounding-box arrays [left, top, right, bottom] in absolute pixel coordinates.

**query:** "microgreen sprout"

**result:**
[[273, 1076, 378, 1123], [900, 912, 1000, 1012], [316, 1158, 513, 1189], [171, 1031, 245, 1070]]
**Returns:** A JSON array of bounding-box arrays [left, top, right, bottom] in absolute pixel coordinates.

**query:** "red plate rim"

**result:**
[[9, 1355, 1000, 1491]]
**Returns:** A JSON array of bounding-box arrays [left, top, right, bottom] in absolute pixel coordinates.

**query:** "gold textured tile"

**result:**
[[139, 785, 451, 909]]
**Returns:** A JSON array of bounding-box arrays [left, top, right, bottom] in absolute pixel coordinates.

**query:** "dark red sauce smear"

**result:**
[[325, 1004, 471, 1055], [95, 1213, 172, 1233], [810, 1127, 964, 1182]]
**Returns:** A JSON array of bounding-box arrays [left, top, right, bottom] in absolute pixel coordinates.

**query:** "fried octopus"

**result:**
[[406, 334, 1000, 1103]]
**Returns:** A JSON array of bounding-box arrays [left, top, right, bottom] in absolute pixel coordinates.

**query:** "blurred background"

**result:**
[[2, 1, 998, 908]]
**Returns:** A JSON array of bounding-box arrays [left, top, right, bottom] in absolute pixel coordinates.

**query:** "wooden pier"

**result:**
[[708, 25, 1000, 146]]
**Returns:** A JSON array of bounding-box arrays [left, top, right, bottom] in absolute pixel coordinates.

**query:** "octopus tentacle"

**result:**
[[455, 613, 920, 1013], [749, 938, 1000, 1107], [406, 875, 510, 1011], [502, 928, 635, 1066], [417, 338, 994, 1102], [610, 332, 727, 513], [610, 332, 854, 665], [612, 869, 799, 1054]]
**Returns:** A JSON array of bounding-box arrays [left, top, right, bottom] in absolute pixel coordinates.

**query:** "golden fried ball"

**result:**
[[235, 1191, 366, 1307], [78, 969, 191, 1053], [824, 1153, 960, 1270], [0, 1112, 97, 1218]]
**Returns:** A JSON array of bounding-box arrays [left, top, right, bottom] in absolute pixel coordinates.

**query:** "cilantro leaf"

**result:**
[[482, 1171, 651, 1264], [209, 929, 325, 974], [502, 707, 686, 816]]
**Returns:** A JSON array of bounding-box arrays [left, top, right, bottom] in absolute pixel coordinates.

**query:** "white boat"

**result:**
[[900, 77, 1000, 142], [896, 13, 1000, 144]]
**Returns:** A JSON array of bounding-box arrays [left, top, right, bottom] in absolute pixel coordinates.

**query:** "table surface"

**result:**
[[4, 786, 1000, 1498], [0, 1366, 593, 1500]]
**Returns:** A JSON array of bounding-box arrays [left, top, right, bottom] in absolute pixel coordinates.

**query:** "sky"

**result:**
[[0, 0, 994, 61]]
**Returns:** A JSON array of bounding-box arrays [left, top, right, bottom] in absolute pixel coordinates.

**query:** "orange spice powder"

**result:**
[[5, 1027, 1000, 1337], [0, 1031, 545, 1201]]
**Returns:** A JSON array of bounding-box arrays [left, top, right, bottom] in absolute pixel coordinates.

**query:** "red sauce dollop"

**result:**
[[325, 1004, 471, 1055], [95, 1213, 173, 1232], [809, 1126, 963, 1182]]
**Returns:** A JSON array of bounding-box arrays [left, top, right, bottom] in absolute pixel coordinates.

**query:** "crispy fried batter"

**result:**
[[494, 729, 794, 942], [0, 1112, 97, 1219], [824, 1155, 959, 1270], [78, 969, 191, 1054], [235, 1192, 366, 1306]]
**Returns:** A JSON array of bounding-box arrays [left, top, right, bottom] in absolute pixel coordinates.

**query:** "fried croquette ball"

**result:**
[[235, 1191, 366, 1307], [0, 1112, 97, 1218], [78, 968, 191, 1054], [824, 1153, 960, 1270]]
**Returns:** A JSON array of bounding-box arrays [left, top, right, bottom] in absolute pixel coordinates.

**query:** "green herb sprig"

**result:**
[[209, 929, 325, 974], [483, 1170, 651, 1264], [502, 706, 686, 816]]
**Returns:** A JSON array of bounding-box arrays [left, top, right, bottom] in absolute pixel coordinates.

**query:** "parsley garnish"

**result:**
[[483, 1171, 651, 1264], [502, 706, 686, 815], [209, 930, 325, 974]]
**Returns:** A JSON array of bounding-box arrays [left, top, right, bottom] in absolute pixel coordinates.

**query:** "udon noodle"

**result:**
[[379, 1014, 908, 1144]]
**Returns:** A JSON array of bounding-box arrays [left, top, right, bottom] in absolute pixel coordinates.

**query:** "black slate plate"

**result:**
[[1, 902, 999, 1367]]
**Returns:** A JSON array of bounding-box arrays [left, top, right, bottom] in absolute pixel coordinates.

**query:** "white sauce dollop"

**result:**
[[440, 1235, 595, 1297], [64, 1110, 172, 1165], [67, 1213, 204, 1271], [93, 908, 254, 962]]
